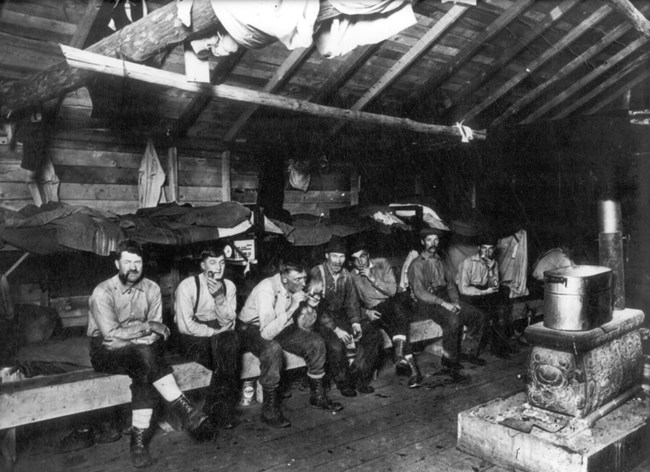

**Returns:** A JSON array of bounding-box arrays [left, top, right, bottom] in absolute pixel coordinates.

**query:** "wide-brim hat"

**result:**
[[326, 237, 348, 255], [419, 227, 446, 238]]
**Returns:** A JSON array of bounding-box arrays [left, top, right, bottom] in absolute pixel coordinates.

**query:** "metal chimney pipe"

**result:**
[[597, 200, 625, 310]]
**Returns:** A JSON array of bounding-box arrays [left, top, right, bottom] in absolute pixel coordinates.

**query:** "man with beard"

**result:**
[[407, 228, 486, 371], [349, 242, 422, 388], [456, 233, 509, 360], [238, 260, 342, 429], [88, 240, 211, 468], [311, 238, 383, 396], [174, 244, 240, 430]]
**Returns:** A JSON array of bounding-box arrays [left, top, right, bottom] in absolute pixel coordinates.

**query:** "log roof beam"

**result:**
[[610, 0, 650, 37], [60, 45, 486, 140]]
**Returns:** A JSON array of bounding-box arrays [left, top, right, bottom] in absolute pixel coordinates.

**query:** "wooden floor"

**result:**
[[12, 346, 650, 472]]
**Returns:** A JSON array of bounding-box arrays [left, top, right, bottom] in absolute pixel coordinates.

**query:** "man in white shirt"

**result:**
[[174, 244, 240, 430], [238, 260, 343, 428]]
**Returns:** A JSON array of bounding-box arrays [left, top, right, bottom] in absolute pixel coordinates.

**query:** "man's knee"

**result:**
[[261, 341, 283, 364]]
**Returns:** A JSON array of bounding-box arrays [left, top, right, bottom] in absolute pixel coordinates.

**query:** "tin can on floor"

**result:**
[[240, 379, 256, 406]]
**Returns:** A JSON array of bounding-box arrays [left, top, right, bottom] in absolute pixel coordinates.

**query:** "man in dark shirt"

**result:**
[[407, 228, 486, 370], [89, 240, 211, 468], [350, 243, 422, 388], [311, 238, 383, 396]]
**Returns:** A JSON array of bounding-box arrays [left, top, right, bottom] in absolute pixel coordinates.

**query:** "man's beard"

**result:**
[[119, 270, 143, 285]]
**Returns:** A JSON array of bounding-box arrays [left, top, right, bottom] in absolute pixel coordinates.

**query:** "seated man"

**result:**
[[407, 228, 486, 371], [89, 240, 210, 469], [349, 242, 422, 388], [456, 233, 508, 362], [238, 260, 342, 429], [311, 238, 383, 396], [174, 244, 240, 429]]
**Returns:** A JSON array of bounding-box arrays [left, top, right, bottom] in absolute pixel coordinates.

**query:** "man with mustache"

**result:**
[[238, 260, 342, 429], [174, 244, 240, 430], [89, 240, 211, 468], [407, 228, 486, 371], [311, 238, 383, 396], [349, 242, 422, 388]]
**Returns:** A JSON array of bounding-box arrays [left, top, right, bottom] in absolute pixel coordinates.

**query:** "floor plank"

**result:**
[[10, 345, 650, 472]]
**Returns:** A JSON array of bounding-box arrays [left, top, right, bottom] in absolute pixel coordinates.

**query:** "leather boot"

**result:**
[[393, 338, 410, 375], [406, 356, 423, 388], [171, 394, 214, 441], [309, 378, 343, 411], [130, 426, 153, 469], [261, 388, 291, 428]]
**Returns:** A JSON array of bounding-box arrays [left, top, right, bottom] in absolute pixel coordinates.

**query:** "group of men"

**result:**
[[88, 227, 505, 468]]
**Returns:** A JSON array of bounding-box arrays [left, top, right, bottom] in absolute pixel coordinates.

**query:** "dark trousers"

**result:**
[[370, 297, 412, 355], [318, 319, 383, 388], [415, 300, 486, 361], [177, 330, 241, 406], [460, 288, 513, 353], [90, 337, 173, 410], [237, 323, 326, 389]]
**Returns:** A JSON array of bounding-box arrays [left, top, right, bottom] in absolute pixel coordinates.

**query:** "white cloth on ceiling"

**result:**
[[138, 139, 167, 209], [210, 0, 415, 57], [210, 0, 320, 50], [315, 1, 416, 58]]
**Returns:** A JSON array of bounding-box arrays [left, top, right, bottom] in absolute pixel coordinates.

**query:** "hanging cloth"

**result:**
[[138, 139, 167, 209]]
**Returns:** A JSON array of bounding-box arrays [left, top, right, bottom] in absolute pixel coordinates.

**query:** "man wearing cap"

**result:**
[[350, 243, 422, 388], [311, 238, 383, 396], [238, 260, 342, 429], [407, 228, 486, 370], [174, 244, 240, 430], [457, 234, 510, 360]]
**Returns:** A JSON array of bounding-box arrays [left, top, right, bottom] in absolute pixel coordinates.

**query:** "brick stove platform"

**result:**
[[457, 391, 650, 472]]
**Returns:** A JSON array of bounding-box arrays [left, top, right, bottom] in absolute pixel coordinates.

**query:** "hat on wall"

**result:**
[[326, 237, 348, 255]]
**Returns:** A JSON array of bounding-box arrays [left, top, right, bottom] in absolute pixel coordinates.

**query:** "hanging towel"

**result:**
[[138, 139, 167, 209]]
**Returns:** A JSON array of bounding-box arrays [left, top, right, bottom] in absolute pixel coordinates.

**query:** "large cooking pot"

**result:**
[[543, 265, 613, 331]]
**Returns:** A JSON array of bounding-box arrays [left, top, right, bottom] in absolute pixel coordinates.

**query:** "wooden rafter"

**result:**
[[353, 4, 468, 112], [610, 0, 650, 37], [223, 46, 314, 142], [1, 0, 220, 118], [170, 49, 245, 138], [459, 3, 614, 124], [60, 46, 485, 140], [406, 0, 533, 113], [309, 43, 379, 104], [328, 3, 468, 136], [492, 18, 637, 126], [521, 36, 649, 123], [69, 0, 104, 49], [551, 51, 650, 120], [585, 68, 650, 114], [443, 0, 581, 120]]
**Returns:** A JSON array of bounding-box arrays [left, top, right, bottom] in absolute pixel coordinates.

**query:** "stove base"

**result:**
[[457, 391, 649, 472]]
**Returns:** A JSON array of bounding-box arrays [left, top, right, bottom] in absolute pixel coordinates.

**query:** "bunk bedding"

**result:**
[[0, 201, 256, 255]]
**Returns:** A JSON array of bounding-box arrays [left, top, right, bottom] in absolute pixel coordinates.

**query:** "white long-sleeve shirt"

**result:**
[[174, 274, 237, 337]]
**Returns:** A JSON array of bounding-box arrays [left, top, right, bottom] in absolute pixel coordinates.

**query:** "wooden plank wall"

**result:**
[[283, 165, 355, 217]]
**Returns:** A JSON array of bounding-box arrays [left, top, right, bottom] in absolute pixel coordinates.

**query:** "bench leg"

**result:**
[[0, 428, 16, 472]]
